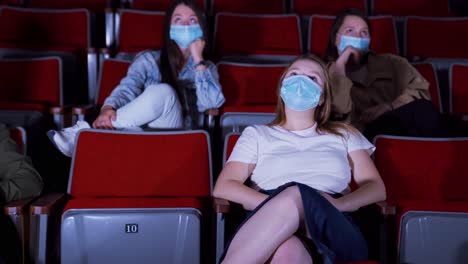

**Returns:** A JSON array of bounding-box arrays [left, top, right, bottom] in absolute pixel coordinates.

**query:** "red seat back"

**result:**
[[117, 9, 165, 54], [211, 0, 285, 14], [69, 130, 212, 198], [0, 0, 22, 6], [308, 15, 398, 58], [27, 0, 108, 12], [218, 62, 285, 113], [405, 17, 468, 59], [413, 63, 442, 112], [214, 13, 302, 59], [450, 64, 468, 116], [374, 136, 468, 204], [292, 0, 366, 16], [0, 7, 90, 52], [371, 0, 451, 16], [131, 0, 206, 11], [97, 59, 131, 105], [0, 57, 62, 107]]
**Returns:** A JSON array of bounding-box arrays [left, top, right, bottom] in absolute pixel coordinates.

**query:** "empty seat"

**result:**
[[308, 15, 398, 58], [0, 6, 97, 105], [292, 0, 367, 16], [374, 135, 468, 264], [26, 0, 111, 49], [0, 0, 22, 6], [0, 57, 64, 128], [113, 9, 165, 58], [214, 13, 302, 62], [413, 62, 443, 112], [405, 17, 468, 60], [73, 58, 131, 122], [371, 0, 452, 16], [449, 63, 468, 118], [130, 0, 206, 11], [30, 129, 213, 263], [211, 0, 286, 15], [217, 61, 284, 137]]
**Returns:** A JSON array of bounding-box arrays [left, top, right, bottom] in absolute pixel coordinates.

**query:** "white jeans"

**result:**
[[111, 84, 183, 129]]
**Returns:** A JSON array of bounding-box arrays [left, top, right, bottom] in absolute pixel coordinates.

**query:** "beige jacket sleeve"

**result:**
[[329, 64, 355, 115], [390, 55, 430, 109]]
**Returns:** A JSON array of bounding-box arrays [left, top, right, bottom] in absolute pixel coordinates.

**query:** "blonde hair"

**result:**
[[270, 54, 356, 137]]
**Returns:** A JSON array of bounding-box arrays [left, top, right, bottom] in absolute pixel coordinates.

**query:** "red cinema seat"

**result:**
[[115, 9, 165, 57], [73, 58, 131, 122], [217, 61, 285, 137], [29, 129, 213, 263], [374, 135, 468, 264], [0, 57, 65, 128], [0, 6, 97, 105], [449, 63, 468, 119], [371, 0, 452, 16], [130, 0, 206, 11], [292, 0, 367, 16], [211, 0, 286, 15], [405, 17, 468, 60], [413, 62, 443, 112], [214, 13, 302, 62]]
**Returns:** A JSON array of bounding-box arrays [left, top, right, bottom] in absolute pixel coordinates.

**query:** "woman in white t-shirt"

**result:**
[[213, 54, 386, 264]]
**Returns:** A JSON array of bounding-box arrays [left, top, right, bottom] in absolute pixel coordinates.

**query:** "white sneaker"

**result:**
[[47, 121, 90, 157]]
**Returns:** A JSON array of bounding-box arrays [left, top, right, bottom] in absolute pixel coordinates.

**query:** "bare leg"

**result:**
[[222, 186, 305, 264], [269, 236, 313, 264]]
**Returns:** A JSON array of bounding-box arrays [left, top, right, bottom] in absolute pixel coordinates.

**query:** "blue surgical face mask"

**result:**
[[280, 75, 322, 112], [169, 24, 203, 49], [338, 35, 371, 53]]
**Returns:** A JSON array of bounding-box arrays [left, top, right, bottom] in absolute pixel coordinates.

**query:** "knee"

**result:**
[[270, 236, 312, 264], [143, 83, 177, 100]]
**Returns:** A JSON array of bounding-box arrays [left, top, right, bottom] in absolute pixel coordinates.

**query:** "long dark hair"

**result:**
[[324, 8, 372, 63], [159, 0, 208, 108], [270, 54, 355, 138]]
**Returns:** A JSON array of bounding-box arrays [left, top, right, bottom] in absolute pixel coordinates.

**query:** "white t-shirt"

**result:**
[[227, 124, 374, 194]]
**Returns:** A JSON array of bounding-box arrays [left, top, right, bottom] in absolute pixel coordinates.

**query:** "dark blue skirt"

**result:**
[[220, 182, 368, 264]]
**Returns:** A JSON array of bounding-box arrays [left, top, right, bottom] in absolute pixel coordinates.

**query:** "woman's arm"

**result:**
[[328, 46, 362, 116], [193, 62, 226, 112], [213, 161, 268, 211], [322, 149, 386, 212]]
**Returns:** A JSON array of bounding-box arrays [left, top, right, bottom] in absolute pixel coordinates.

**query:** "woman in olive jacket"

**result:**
[[325, 8, 450, 140]]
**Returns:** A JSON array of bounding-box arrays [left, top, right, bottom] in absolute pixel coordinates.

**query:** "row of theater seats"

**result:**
[[1, 0, 465, 16], [1, 5, 468, 108], [1, 56, 467, 136], [3, 128, 468, 263]]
